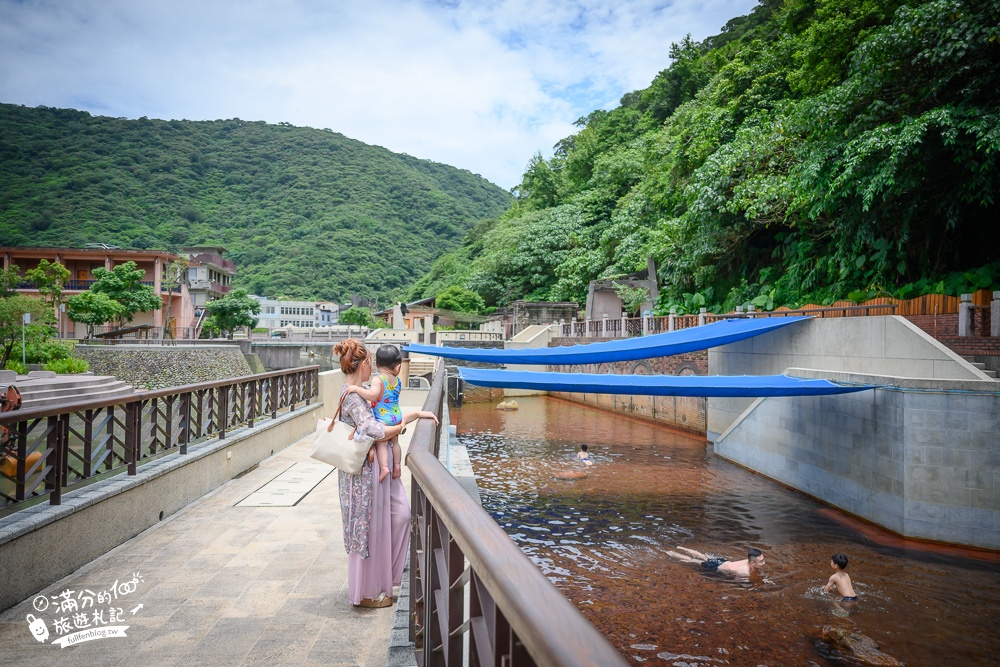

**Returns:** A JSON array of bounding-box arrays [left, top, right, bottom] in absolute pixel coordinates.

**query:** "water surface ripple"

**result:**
[[455, 396, 1000, 666]]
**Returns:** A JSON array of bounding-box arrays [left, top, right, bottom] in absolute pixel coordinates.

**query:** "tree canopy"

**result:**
[[203, 288, 260, 337], [411, 0, 1000, 312], [0, 105, 512, 305]]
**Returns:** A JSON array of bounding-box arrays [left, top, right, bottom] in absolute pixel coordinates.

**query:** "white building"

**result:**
[[251, 297, 339, 330]]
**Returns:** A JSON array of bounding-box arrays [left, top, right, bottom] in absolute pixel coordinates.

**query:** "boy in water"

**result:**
[[823, 553, 857, 601], [577, 444, 593, 466], [344, 345, 405, 482], [668, 546, 767, 578]]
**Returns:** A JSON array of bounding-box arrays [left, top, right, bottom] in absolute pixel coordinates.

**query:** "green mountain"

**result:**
[[0, 104, 512, 302], [412, 0, 1000, 311]]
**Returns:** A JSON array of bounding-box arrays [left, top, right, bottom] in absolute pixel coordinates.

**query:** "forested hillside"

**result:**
[[0, 104, 512, 302], [411, 0, 1000, 312]]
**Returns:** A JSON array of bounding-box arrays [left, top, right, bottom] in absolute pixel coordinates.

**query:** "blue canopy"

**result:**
[[405, 316, 810, 365], [457, 367, 873, 397]]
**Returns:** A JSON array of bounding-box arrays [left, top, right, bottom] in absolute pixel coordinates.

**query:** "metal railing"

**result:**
[[559, 303, 900, 338], [0, 366, 319, 512], [406, 366, 627, 667]]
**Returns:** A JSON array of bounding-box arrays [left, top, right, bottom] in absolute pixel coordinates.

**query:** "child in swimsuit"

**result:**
[[823, 553, 857, 600], [344, 344, 405, 482], [577, 444, 593, 466]]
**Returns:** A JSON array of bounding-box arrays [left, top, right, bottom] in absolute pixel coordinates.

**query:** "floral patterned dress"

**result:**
[[337, 385, 410, 604]]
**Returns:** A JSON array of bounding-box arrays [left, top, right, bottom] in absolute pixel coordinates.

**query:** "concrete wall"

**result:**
[[708, 316, 993, 438], [504, 325, 558, 397], [0, 370, 343, 612], [714, 369, 1000, 549], [547, 340, 709, 436]]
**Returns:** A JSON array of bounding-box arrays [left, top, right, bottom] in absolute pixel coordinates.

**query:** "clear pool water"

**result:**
[[454, 396, 1000, 666]]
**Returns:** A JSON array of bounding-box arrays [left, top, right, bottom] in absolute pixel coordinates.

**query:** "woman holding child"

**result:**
[[332, 339, 438, 608]]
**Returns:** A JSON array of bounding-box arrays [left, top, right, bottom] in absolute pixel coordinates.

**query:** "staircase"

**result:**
[[961, 357, 998, 379], [904, 314, 1000, 378], [407, 359, 437, 378], [13, 373, 135, 410]]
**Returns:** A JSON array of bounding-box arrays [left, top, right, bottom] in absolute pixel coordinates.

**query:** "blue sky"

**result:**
[[0, 0, 758, 188]]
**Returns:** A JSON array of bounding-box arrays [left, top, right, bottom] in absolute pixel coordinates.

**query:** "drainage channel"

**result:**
[[235, 461, 333, 507]]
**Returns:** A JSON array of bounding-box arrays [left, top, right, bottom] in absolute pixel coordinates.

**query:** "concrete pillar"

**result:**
[[669, 307, 676, 332], [393, 303, 406, 330], [747, 304, 756, 319], [424, 315, 434, 338], [992, 291, 1000, 337], [735, 305, 744, 316], [602, 315, 608, 338], [621, 315, 627, 338], [571, 317, 577, 337], [698, 307, 706, 327], [958, 293, 973, 337], [400, 350, 410, 388], [642, 315, 649, 337]]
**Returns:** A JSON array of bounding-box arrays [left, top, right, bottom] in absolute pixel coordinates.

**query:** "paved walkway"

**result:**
[[0, 427, 413, 666]]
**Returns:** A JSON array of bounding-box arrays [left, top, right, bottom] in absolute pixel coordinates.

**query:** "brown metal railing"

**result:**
[[0, 366, 319, 512], [407, 366, 627, 667]]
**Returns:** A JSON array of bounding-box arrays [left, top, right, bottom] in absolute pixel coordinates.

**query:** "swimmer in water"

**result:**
[[823, 553, 857, 601], [577, 444, 593, 466], [668, 546, 766, 579]]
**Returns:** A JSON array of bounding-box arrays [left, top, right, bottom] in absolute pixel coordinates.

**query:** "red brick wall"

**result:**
[[904, 314, 1000, 356]]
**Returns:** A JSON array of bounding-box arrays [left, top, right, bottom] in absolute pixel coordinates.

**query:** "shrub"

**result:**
[[26, 340, 73, 364], [4, 360, 28, 375], [42, 357, 89, 374]]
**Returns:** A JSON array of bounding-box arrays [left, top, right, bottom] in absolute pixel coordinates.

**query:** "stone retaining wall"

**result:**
[[75, 345, 253, 389], [547, 338, 708, 436]]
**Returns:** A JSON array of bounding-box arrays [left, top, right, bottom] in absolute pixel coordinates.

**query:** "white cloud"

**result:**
[[0, 0, 758, 187]]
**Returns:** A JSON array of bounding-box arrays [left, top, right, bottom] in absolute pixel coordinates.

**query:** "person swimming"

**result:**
[[577, 444, 593, 466], [668, 546, 767, 578]]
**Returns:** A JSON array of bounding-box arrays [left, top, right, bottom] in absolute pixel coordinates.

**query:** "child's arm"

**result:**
[[346, 377, 385, 403], [822, 574, 836, 593]]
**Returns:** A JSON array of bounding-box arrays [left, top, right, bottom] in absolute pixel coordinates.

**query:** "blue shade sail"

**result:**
[[457, 367, 874, 397], [404, 316, 810, 365]]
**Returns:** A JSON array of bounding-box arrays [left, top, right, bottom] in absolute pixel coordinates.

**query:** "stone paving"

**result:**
[[0, 430, 411, 666]]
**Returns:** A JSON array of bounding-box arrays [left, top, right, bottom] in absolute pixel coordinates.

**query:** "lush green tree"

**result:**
[[65, 291, 125, 338], [24, 259, 70, 305], [0, 264, 21, 299], [0, 104, 512, 304], [434, 286, 485, 315], [0, 294, 54, 367], [421, 0, 1000, 314], [203, 288, 260, 338], [339, 306, 374, 328], [89, 261, 162, 329]]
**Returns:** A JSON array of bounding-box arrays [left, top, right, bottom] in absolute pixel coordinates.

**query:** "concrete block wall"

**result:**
[[547, 341, 708, 436], [714, 371, 1000, 549], [708, 316, 993, 437]]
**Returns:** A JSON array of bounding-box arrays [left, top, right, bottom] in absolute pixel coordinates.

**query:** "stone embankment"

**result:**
[[75, 345, 252, 389]]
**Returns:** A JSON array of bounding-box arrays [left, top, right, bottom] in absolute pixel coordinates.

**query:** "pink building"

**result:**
[[1, 246, 197, 339]]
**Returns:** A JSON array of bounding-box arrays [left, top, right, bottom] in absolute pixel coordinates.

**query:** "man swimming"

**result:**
[[668, 545, 767, 578]]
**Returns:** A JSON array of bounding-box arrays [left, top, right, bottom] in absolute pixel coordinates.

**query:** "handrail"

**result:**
[[0, 366, 319, 512], [406, 365, 627, 667]]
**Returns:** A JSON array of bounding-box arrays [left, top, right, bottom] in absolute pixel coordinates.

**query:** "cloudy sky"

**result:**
[[0, 0, 757, 188]]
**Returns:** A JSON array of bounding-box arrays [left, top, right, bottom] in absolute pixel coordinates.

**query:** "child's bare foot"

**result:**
[[392, 464, 402, 479], [379, 466, 390, 482]]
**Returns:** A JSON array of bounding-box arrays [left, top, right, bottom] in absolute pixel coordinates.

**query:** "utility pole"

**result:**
[[22, 312, 30, 368]]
